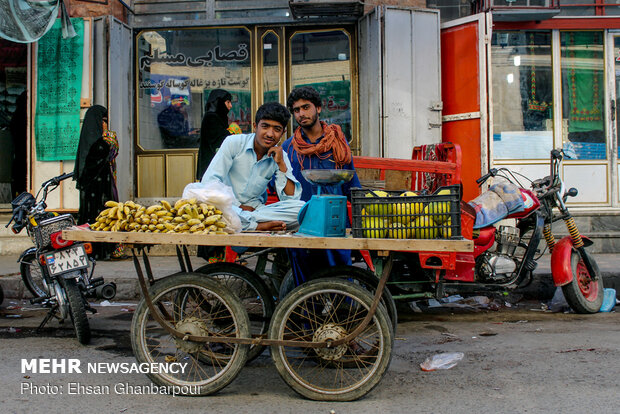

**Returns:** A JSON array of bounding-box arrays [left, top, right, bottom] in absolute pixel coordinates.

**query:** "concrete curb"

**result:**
[[1, 254, 618, 302]]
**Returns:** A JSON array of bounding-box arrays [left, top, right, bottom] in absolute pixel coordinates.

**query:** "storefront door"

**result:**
[[490, 28, 614, 207], [440, 13, 492, 201], [613, 32, 620, 204], [135, 25, 354, 199]]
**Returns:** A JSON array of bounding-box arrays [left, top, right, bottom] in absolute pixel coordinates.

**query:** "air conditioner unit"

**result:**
[[288, 0, 364, 19]]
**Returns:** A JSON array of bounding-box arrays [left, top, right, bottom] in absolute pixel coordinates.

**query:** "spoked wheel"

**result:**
[[562, 250, 604, 314], [269, 278, 393, 401], [20, 252, 48, 299], [131, 273, 250, 396], [278, 269, 295, 299], [61, 278, 91, 345], [309, 265, 398, 335], [194, 263, 275, 362]]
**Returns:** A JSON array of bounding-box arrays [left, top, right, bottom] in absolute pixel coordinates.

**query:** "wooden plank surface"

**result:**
[[62, 229, 473, 252]]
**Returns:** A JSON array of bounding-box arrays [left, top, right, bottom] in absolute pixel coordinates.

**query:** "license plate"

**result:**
[[45, 245, 89, 276]]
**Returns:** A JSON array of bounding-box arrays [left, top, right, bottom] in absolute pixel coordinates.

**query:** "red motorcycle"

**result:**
[[385, 148, 603, 313]]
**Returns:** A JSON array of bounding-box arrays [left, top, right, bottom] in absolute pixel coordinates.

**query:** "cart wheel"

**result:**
[[309, 265, 398, 335], [269, 278, 393, 401], [195, 262, 275, 362], [131, 273, 250, 396], [278, 269, 295, 299]]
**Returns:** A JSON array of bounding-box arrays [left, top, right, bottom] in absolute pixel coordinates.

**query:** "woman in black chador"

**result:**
[[196, 89, 232, 180], [74, 105, 123, 260], [196, 89, 232, 262]]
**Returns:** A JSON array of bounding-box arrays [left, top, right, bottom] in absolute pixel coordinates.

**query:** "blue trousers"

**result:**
[[287, 248, 352, 286]]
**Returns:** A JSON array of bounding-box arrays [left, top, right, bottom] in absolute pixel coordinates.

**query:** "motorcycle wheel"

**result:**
[[193, 262, 275, 363], [20, 253, 47, 299], [61, 278, 91, 344], [562, 250, 604, 314]]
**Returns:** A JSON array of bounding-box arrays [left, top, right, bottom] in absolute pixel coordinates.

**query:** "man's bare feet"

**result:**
[[256, 221, 286, 231]]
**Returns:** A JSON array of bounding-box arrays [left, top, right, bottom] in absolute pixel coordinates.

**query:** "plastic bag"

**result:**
[[182, 180, 242, 233], [599, 288, 617, 312], [420, 352, 464, 371], [548, 287, 570, 313]]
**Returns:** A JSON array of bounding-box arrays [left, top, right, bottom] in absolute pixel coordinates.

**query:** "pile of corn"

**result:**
[[90, 199, 228, 234]]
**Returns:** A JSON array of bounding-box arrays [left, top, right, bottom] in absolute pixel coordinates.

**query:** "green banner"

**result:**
[[564, 32, 604, 134], [35, 18, 84, 161]]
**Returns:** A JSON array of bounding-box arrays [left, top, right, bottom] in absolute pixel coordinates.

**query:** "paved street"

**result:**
[[0, 297, 619, 413], [1, 251, 619, 413]]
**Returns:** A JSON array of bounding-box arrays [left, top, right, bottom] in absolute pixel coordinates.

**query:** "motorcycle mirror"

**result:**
[[563, 187, 578, 202], [5, 210, 18, 228]]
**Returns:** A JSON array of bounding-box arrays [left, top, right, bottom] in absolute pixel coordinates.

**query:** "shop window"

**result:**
[[290, 30, 352, 140], [490, 0, 549, 5], [262, 32, 279, 103], [136, 27, 252, 151], [615, 36, 620, 158], [561, 31, 605, 160], [558, 0, 596, 16], [426, 0, 472, 23], [603, 6, 620, 16], [492, 31, 553, 160]]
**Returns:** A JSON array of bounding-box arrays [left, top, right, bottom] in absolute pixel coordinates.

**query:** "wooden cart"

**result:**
[[63, 229, 472, 401]]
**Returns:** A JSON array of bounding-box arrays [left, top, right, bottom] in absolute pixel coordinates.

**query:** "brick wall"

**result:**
[[64, 0, 127, 23]]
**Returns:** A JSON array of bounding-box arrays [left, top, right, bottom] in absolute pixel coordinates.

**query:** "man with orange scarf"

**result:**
[[281, 86, 361, 289]]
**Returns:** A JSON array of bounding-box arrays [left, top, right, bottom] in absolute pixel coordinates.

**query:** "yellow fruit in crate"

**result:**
[[424, 189, 452, 224], [387, 222, 411, 239], [441, 218, 453, 238], [413, 216, 438, 239], [364, 190, 392, 216], [361, 216, 387, 238], [392, 191, 424, 224]]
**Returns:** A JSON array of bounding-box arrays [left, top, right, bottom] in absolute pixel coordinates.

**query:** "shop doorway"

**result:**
[[257, 27, 354, 141], [0, 40, 27, 207], [613, 32, 620, 204]]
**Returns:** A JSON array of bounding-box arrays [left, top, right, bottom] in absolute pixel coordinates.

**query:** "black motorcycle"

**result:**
[[6, 172, 116, 344]]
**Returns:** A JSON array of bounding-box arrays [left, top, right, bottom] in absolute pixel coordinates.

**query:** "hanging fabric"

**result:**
[[35, 17, 83, 161], [0, 0, 75, 43], [565, 31, 604, 133]]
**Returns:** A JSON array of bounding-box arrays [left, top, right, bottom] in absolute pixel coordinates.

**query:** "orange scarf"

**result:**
[[292, 121, 352, 169]]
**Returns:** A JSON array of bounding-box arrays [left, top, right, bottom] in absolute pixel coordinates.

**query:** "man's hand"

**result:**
[[267, 146, 287, 172], [239, 205, 255, 212]]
